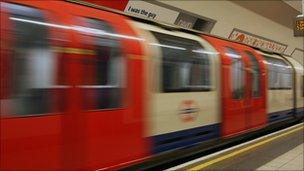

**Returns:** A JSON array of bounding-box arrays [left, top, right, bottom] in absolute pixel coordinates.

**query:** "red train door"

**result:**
[[221, 46, 266, 136], [65, 3, 148, 170], [203, 35, 267, 137], [241, 49, 267, 129], [221, 46, 248, 136], [0, 1, 73, 170]]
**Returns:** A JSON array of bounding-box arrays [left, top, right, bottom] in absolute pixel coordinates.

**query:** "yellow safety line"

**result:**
[[188, 125, 304, 171]]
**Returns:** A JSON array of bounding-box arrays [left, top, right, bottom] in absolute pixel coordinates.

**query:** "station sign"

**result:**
[[229, 28, 288, 53], [123, 0, 179, 24], [294, 16, 304, 37]]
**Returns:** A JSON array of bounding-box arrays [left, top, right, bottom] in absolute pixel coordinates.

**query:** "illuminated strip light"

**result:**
[[9, 17, 144, 41], [10, 17, 71, 29], [264, 61, 291, 69], [73, 26, 144, 41], [79, 85, 119, 88], [225, 53, 241, 58], [185, 85, 211, 88], [192, 49, 219, 55], [149, 43, 186, 50], [269, 63, 291, 68]]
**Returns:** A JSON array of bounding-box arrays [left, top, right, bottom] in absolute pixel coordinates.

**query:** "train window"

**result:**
[[151, 32, 210, 92], [0, 3, 65, 116], [245, 51, 261, 97], [264, 56, 292, 89], [78, 18, 125, 110], [226, 47, 244, 99]]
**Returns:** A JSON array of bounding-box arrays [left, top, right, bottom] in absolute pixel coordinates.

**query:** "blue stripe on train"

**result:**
[[268, 107, 304, 123], [295, 107, 304, 118], [268, 109, 293, 123], [151, 108, 303, 154], [151, 123, 220, 154]]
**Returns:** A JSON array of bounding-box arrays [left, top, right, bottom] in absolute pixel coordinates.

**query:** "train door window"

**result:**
[[76, 18, 125, 110], [264, 56, 292, 89], [0, 3, 66, 116], [225, 47, 244, 99], [245, 51, 261, 97], [151, 32, 210, 92]]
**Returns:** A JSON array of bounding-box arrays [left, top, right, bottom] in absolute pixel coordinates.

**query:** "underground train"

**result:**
[[0, 1, 303, 170]]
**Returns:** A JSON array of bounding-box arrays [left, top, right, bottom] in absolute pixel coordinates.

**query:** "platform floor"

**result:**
[[256, 143, 303, 170], [168, 124, 303, 171]]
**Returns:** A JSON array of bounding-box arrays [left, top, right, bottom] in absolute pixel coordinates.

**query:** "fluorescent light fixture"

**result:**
[[192, 49, 219, 55], [149, 43, 186, 50], [10, 17, 144, 41], [73, 26, 144, 41], [10, 17, 71, 29], [225, 53, 241, 58]]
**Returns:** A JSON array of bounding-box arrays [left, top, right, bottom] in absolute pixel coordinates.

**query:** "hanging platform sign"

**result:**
[[228, 28, 288, 54], [294, 16, 304, 37]]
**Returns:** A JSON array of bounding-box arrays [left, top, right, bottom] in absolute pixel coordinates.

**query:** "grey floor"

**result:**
[[201, 127, 303, 171], [256, 143, 303, 170]]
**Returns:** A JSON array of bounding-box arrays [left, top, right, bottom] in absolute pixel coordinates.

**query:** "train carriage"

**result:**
[[0, 1, 303, 170]]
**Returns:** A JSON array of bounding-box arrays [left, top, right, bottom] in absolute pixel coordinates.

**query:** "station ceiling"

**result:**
[[283, 0, 303, 13], [231, 0, 302, 29]]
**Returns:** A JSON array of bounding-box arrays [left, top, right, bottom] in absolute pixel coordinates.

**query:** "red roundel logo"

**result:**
[[179, 100, 199, 122]]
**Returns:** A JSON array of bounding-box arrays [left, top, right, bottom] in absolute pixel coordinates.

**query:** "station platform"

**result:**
[[167, 123, 303, 171]]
